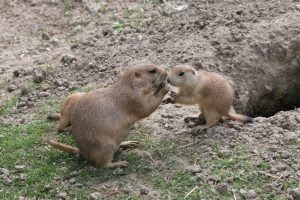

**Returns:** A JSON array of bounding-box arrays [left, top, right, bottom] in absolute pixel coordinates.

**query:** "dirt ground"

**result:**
[[0, 0, 299, 199]]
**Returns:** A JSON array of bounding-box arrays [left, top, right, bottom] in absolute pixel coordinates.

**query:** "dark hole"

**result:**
[[247, 64, 300, 117]]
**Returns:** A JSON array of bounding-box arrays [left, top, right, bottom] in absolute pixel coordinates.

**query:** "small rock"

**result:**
[[69, 177, 76, 184], [0, 168, 10, 175], [18, 196, 26, 200], [32, 69, 46, 83], [58, 86, 66, 91], [218, 147, 231, 157], [55, 79, 69, 87], [19, 118, 25, 124], [281, 171, 290, 178], [89, 192, 101, 200], [57, 192, 67, 199], [70, 171, 79, 177], [86, 2, 102, 15], [140, 187, 149, 195], [41, 84, 50, 91], [161, 114, 173, 118], [102, 27, 113, 36], [15, 165, 26, 171], [20, 87, 29, 96], [7, 84, 18, 92], [288, 188, 300, 199], [13, 69, 26, 77], [185, 165, 201, 174], [215, 183, 228, 194], [263, 184, 274, 193], [17, 102, 27, 108], [281, 152, 292, 159], [61, 54, 76, 64], [49, 38, 59, 46], [16, 173, 27, 181], [39, 92, 50, 97], [240, 189, 257, 199], [73, 25, 82, 33], [2, 177, 12, 185]]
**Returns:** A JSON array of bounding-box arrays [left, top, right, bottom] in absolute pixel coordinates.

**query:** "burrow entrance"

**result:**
[[247, 63, 300, 118]]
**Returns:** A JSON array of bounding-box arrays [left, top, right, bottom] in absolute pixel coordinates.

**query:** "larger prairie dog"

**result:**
[[168, 65, 252, 133], [48, 92, 86, 132], [46, 64, 169, 168]]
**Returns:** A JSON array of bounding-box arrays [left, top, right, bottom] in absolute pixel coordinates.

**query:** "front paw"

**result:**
[[170, 91, 177, 99]]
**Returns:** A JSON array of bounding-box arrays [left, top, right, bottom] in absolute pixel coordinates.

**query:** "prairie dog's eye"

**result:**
[[148, 69, 157, 74], [192, 71, 195, 75], [178, 72, 184, 76]]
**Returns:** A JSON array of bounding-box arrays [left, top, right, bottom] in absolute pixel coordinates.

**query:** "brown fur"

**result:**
[[46, 64, 169, 168], [48, 92, 86, 132], [168, 65, 252, 131]]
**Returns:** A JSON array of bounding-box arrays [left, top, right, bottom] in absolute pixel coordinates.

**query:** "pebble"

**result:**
[[2, 177, 12, 185], [15, 165, 26, 171], [70, 171, 79, 177], [102, 27, 113, 36], [32, 69, 46, 83], [218, 147, 232, 157], [288, 188, 300, 199], [7, 84, 18, 92], [16, 102, 26, 108], [69, 177, 76, 184], [185, 165, 201, 174], [57, 192, 67, 199], [13, 69, 26, 77], [0, 168, 10, 175], [86, 2, 102, 15], [89, 192, 101, 200], [263, 184, 274, 193], [140, 187, 149, 195], [215, 183, 228, 194], [240, 189, 257, 199], [16, 173, 27, 181], [41, 84, 50, 91], [49, 38, 59, 46], [281, 152, 292, 159], [61, 54, 76, 64], [20, 87, 29, 96], [39, 92, 50, 97]]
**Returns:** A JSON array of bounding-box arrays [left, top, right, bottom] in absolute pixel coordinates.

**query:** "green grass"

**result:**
[[0, 94, 19, 116], [0, 96, 299, 199]]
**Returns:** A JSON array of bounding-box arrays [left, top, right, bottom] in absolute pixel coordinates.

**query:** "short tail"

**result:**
[[47, 113, 61, 121], [227, 113, 253, 123], [45, 138, 80, 154]]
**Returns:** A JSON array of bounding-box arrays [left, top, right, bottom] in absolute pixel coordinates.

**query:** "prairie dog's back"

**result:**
[[197, 71, 234, 115]]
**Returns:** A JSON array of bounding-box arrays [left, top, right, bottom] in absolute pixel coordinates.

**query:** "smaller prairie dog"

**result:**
[[167, 65, 252, 131], [48, 92, 86, 132]]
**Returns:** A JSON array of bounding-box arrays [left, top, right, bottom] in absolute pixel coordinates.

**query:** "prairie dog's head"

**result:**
[[126, 64, 169, 93], [167, 65, 198, 88]]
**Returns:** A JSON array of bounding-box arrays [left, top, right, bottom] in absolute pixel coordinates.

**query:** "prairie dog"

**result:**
[[46, 64, 169, 168], [168, 65, 252, 132], [48, 92, 86, 132]]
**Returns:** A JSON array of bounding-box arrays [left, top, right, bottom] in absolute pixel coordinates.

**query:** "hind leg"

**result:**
[[57, 115, 71, 132], [191, 109, 220, 136], [91, 145, 128, 169]]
